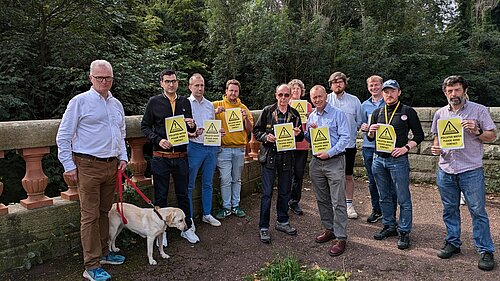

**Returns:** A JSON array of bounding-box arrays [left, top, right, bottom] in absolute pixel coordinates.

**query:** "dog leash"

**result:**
[[116, 170, 165, 224]]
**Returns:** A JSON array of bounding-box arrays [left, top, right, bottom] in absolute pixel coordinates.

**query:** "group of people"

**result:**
[[56, 60, 496, 281]]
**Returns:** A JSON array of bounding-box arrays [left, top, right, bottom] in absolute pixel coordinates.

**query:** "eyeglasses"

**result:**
[[91, 75, 113, 82], [330, 79, 344, 85], [163, 79, 178, 85], [277, 93, 291, 98]]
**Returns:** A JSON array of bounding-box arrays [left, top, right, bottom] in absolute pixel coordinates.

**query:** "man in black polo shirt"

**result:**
[[141, 69, 199, 244], [367, 80, 424, 250]]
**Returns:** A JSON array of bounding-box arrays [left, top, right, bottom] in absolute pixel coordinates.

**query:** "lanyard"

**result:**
[[384, 101, 400, 125]]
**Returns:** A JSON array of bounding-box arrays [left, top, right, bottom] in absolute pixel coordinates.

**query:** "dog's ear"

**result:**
[[165, 212, 175, 225]]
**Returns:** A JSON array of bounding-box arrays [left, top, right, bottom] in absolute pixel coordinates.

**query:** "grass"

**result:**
[[245, 255, 350, 281]]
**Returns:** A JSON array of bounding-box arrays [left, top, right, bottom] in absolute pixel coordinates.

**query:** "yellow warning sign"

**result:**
[[274, 123, 296, 152], [375, 124, 396, 153], [165, 115, 188, 146], [291, 100, 307, 124], [203, 119, 221, 146], [169, 120, 184, 133], [310, 127, 331, 155], [379, 128, 393, 140], [437, 117, 464, 149], [225, 108, 243, 132]]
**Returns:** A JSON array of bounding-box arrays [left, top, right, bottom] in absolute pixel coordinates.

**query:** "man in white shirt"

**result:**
[[56, 60, 128, 281], [187, 73, 222, 228]]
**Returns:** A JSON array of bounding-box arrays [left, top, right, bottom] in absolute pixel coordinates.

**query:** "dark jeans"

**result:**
[[151, 156, 191, 228], [363, 147, 397, 213], [259, 156, 292, 229], [290, 150, 308, 205]]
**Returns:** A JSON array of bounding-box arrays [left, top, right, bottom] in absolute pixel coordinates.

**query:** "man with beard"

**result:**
[[327, 72, 362, 219], [367, 79, 424, 250], [431, 75, 496, 271]]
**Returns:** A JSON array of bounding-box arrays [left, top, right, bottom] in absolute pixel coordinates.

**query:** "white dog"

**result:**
[[108, 203, 187, 265]]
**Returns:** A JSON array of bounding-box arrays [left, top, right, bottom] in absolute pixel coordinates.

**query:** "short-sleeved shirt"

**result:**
[[431, 101, 496, 174], [327, 92, 363, 148]]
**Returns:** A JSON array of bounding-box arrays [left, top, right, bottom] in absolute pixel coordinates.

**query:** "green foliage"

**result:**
[[246, 255, 350, 281]]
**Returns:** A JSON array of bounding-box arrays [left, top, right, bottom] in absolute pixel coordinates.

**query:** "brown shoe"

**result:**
[[315, 230, 336, 243], [329, 240, 346, 256]]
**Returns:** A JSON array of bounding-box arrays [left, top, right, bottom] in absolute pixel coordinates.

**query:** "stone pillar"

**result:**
[[127, 137, 151, 185], [248, 132, 259, 161], [0, 151, 7, 215], [19, 147, 53, 209], [61, 171, 79, 201]]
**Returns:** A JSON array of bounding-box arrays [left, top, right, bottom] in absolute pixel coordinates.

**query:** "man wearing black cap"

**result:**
[[366, 80, 424, 250]]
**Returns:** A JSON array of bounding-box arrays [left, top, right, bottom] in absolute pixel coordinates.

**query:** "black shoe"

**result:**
[[374, 225, 398, 240], [366, 211, 382, 223], [260, 229, 271, 244], [289, 203, 304, 215], [478, 252, 495, 271], [397, 231, 410, 250], [437, 242, 461, 259], [275, 222, 297, 235]]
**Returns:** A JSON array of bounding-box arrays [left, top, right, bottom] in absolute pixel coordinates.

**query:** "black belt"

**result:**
[[314, 152, 345, 161], [375, 152, 407, 158], [73, 153, 117, 162]]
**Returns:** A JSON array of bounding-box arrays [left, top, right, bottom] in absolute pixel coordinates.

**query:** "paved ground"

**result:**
[[2, 178, 499, 280]]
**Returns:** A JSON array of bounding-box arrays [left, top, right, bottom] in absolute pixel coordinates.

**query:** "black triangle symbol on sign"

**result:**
[[170, 120, 184, 133], [314, 130, 328, 141], [206, 123, 218, 134], [442, 121, 460, 135], [295, 103, 304, 112], [229, 111, 240, 121], [379, 128, 393, 140], [278, 127, 292, 139]]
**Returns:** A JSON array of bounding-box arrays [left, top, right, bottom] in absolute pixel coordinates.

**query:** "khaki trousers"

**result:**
[[75, 156, 117, 269]]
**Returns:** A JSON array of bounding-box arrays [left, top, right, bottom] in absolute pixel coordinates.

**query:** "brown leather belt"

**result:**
[[73, 152, 117, 162], [153, 151, 187, 159]]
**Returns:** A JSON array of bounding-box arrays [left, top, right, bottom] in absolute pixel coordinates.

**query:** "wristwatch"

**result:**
[[404, 144, 411, 151], [475, 128, 483, 136]]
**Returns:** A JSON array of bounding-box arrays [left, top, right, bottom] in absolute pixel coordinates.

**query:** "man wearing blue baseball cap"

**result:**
[[366, 79, 424, 250]]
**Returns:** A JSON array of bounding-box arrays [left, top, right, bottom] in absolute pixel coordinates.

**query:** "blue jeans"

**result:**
[[150, 156, 191, 228], [362, 147, 380, 212], [259, 155, 293, 229], [187, 141, 218, 217], [436, 167, 495, 253], [372, 154, 411, 232], [217, 147, 245, 210]]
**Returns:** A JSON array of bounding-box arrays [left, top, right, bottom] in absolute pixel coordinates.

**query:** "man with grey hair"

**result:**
[[253, 84, 304, 243], [327, 72, 362, 219], [306, 85, 350, 256], [431, 75, 496, 271], [57, 59, 128, 281]]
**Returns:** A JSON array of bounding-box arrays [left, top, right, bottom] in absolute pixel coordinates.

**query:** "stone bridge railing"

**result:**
[[1, 107, 499, 272], [0, 111, 263, 272]]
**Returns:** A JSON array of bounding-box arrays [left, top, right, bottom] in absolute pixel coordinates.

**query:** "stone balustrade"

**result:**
[[1, 107, 500, 272]]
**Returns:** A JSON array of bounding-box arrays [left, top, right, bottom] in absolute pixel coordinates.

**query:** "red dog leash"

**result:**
[[116, 170, 161, 224]]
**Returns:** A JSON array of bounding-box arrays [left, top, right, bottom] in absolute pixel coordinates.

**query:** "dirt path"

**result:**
[[2, 178, 499, 280]]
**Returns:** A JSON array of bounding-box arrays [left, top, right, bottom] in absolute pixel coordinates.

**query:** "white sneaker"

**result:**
[[460, 192, 466, 205], [181, 227, 200, 244], [155, 232, 168, 248], [202, 214, 221, 226], [347, 205, 358, 219]]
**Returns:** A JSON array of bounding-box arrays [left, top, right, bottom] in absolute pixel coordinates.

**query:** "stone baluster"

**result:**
[[0, 151, 8, 215], [127, 137, 151, 185], [61, 171, 79, 201], [19, 147, 53, 209], [248, 132, 260, 161]]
